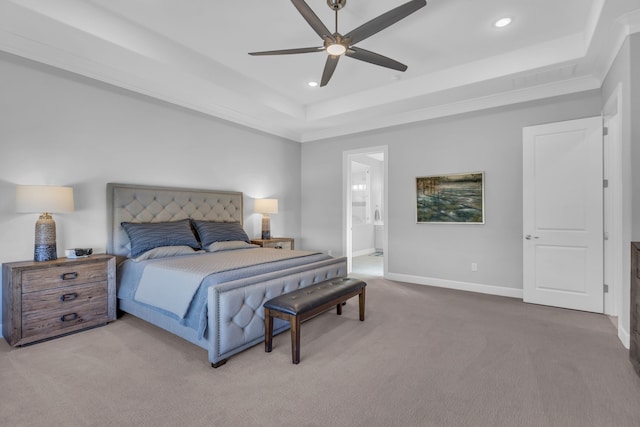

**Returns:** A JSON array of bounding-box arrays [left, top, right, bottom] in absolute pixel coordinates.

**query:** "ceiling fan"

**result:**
[[249, 0, 427, 87]]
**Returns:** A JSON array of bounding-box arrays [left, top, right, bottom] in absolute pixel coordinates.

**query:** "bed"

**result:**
[[107, 183, 347, 367]]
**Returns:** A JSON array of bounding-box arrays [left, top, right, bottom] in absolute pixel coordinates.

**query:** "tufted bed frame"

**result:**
[[106, 183, 347, 367]]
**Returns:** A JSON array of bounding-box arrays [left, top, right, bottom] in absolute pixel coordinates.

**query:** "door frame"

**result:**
[[343, 145, 388, 276], [602, 83, 627, 345]]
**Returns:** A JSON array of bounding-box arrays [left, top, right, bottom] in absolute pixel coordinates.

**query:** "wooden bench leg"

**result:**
[[291, 314, 301, 364], [359, 287, 366, 321], [264, 308, 273, 353]]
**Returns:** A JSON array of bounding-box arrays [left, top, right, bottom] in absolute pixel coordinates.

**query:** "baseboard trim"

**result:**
[[618, 319, 631, 349], [385, 272, 524, 299]]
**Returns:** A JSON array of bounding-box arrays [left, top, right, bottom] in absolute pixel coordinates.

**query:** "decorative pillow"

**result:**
[[121, 219, 200, 258], [206, 241, 258, 253], [191, 220, 250, 247], [131, 245, 203, 262]]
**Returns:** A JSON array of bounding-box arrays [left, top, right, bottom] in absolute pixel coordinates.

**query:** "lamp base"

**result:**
[[34, 213, 57, 262], [34, 244, 57, 262], [261, 215, 271, 240]]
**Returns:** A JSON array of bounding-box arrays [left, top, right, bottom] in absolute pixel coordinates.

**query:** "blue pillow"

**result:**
[[191, 220, 250, 247], [121, 219, 200, 258]]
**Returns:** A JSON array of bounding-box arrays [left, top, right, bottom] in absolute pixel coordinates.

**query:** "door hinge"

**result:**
[[604, 284, 609, 293], [603, 179, 609, 188], [603, 126, 609, 136], [604, 232, 609, 241]]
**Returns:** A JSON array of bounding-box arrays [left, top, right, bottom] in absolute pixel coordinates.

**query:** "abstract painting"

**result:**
[[416, 172, 484, 223]]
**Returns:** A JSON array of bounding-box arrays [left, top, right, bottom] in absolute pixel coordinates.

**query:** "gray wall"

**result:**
[[301, 91, 602, 292], [0, 52, 302, 325], [603, 32, 640, 242]]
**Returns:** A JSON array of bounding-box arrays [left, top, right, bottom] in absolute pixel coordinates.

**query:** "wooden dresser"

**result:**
[[631, 242, 640, 376], [2, 254, 116, 346]]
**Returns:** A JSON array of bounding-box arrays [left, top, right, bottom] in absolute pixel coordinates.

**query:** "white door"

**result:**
[[523, 117, 603, 313]]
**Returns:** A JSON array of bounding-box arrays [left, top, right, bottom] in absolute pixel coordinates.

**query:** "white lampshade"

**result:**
[[16, 185, 75, 213], [254, 198, 278, 214]]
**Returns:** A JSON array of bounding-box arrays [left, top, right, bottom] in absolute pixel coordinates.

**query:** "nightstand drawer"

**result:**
[[22, 282, 108, 314], [251, 238, 294, 250], [21, 262, 108, 293], [21, 299, 108, 340], [263, 241, 292, 250]]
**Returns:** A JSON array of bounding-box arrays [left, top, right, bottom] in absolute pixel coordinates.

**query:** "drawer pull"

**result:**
[[61, 272, 78, 280], [60, 292, 78, 302], [60, 313, 79, 322]]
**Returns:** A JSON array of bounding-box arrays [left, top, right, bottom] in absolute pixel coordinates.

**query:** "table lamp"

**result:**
[[16, 185, 75, 261], [254, 198, 278, 240]]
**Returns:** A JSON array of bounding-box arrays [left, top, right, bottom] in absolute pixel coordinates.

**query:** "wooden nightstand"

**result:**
[[251, 238, 295, 250], [2, 254, 116, 346]]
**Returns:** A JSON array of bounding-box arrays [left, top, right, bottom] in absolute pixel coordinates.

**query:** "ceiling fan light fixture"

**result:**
[[248, 0, 427, 86], [494, 17, 512, 28], [326, 43, 347, 56]]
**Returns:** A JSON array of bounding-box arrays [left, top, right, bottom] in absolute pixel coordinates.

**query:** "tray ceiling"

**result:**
[[1, 0, 639, 142]]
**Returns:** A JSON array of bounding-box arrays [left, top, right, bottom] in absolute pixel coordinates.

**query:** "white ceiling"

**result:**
[[1, 0, 639, 142]]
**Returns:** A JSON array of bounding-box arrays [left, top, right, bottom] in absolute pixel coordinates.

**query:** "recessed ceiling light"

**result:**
[[308, 81, 318, 87], [494, 17, 512, 28]]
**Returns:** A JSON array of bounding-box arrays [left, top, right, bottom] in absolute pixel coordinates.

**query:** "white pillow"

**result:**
[[131, 245, 203, 262], [206, 241, 258, 253]]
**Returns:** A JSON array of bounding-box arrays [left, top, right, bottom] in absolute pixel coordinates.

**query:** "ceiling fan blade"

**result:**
[[346, 47, 407, 72], [249, 47, 324, 56], [320, 55, 340, 87], [345, 0, 426, 45], [291, 0, 334, 42]]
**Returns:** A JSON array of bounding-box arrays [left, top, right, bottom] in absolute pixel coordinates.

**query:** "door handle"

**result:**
[[525, 235, 539, 240]]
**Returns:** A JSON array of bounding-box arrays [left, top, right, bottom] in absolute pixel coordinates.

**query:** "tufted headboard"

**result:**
[[107, 183, 243, 257]]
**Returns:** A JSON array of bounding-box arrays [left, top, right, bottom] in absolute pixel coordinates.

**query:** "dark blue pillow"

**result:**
[[191, 220, 250, 247], [121, 219, 200, 258]]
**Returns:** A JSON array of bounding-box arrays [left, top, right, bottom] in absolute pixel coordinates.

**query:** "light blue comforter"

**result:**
[[117, 248, 331, 339]]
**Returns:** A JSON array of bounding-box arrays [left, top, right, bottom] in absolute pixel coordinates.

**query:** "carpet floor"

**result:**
[[1, 278, 639, 427]]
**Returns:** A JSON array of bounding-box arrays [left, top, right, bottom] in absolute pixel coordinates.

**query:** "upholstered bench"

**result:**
[[263, 277, 366, 364]]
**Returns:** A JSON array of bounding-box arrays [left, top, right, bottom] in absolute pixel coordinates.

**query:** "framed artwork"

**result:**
[[416, 172, 485, 224]]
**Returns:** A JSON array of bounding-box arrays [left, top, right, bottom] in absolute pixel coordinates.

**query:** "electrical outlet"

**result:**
[[471, 262, 478, 272]]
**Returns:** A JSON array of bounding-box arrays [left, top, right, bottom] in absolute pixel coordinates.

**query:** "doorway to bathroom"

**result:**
[[343, 146, 387, 277]]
